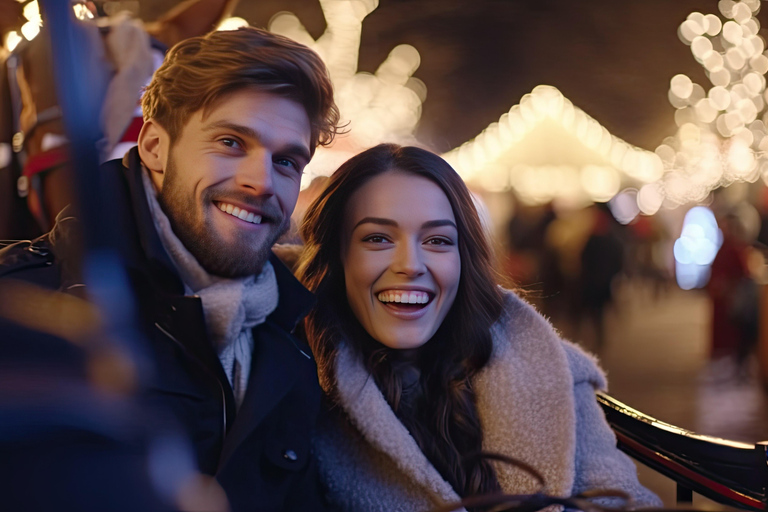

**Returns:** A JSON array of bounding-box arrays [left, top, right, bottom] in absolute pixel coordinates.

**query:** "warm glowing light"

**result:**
[[268, 12, 315, 47], [637, 183, 663, 215], [217, 17, 249, 31], [703, 51, 724, 72], [679, 123, 701, 144], [656, 144, 676, 163], [705, 14, 723, 36], [5, 31, 22, 52], [722, 20, 743, 45], [719, 0, 736, 19], [272, 0, 427, 184], [731, 1, 753, 23], [73, 4, 94, 20], [441, 85, 659, 204], [581, 165, 620, 202], [695, 98, 718, 123], [708, 85, 731, 110], [23, 1, 41, 26], [709, 68, 731, 87], [20, 21, 40, 41], [608, 189, 640, 224], [679, 20, 702, 43], [670, 74, 694, 98], [657, 2, 768, 210], [691, 36, 713, 60], [726, 139, 756, 178], [743, 72, 764, 94]]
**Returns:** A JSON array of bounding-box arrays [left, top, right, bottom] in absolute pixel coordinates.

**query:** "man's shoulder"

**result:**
[[0, 207, 84, 289], [0, 236, 57, 282]]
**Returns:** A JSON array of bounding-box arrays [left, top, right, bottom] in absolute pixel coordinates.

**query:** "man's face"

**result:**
[[156, 89, 311, 277]]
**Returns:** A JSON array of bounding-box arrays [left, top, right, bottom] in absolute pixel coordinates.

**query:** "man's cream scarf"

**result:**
[[142, 170, 278, 406]]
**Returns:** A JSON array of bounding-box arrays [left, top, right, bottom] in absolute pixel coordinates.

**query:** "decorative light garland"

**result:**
[[265, 0, 425, 189], [442, 85, 663, 207], [655, 0, 767, 209]]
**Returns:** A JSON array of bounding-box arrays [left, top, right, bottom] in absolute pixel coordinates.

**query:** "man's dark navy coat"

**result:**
[[0, 148, 324, 512]]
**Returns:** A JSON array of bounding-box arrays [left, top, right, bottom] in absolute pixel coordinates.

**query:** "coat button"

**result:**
[[282, 449, 298, 462]]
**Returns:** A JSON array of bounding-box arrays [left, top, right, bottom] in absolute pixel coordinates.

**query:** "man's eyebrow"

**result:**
[[204, 121, 311, 163], [352, 217, 457, 230]]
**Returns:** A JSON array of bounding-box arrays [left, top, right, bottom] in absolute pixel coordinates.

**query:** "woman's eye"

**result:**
[[425, 237, 453, 246], [362, 235, 390, 244]]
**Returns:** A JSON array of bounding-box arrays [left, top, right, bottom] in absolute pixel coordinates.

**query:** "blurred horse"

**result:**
[[0, 0, 239, 240]]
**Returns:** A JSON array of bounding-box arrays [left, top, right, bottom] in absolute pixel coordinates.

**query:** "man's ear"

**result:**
[[137, 120, 170, 190]]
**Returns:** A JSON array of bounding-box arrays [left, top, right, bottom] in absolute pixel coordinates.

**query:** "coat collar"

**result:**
[[120, 147, 183, 293], [333, 343, 463, 508], [330, 290, 579, 502]]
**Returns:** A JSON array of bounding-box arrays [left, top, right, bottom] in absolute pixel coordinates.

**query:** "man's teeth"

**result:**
[[217, 202, 262, 224], [377, 290, 430, 304]]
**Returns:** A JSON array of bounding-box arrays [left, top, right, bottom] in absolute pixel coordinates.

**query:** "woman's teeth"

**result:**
[[217, 202, 262, 224], [377, 290, 430, 304]]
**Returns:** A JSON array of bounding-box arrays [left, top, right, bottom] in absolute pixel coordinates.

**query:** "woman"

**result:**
[[297, 144, 660, 511]]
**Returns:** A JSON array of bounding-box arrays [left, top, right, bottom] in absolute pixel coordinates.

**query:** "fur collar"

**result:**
[[330, 290, 604, 507]]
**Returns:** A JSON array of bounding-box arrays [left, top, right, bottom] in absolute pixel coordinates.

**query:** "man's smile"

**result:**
[[215, 200, 264, 224]]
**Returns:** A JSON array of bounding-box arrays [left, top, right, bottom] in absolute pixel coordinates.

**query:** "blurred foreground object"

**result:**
[[0, 277, 223, 511], [0, 1, 224, 509]]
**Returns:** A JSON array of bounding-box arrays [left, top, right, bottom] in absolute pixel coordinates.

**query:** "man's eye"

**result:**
[[274, 157, 299, 171], [220, 138, 242, 149]]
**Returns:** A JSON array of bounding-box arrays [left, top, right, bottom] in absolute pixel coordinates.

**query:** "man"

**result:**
[[0, 27, 339, 511]]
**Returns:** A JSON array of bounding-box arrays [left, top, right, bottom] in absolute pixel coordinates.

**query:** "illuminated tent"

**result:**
[[442, 85, 663, 207]]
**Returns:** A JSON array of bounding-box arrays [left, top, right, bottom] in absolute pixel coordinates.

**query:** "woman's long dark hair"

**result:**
[[297, 144, 505, 501]]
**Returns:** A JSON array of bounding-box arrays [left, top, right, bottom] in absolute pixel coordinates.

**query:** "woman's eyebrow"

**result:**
[[353, 217, 398, 230], [421, 219, 457, 229], [352, 217, 457, 230]]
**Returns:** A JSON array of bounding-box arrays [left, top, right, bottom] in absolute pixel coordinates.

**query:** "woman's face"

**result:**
[[342, 170, 461, 350]]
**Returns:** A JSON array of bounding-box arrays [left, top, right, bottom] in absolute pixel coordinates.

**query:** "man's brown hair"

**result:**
[[142, 27, 340, 153]]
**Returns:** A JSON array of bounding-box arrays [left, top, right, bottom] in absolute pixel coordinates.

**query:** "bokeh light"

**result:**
[[674, 206, 721, 289], [217, 17, 249, 31], [655, 0, 768, 210]]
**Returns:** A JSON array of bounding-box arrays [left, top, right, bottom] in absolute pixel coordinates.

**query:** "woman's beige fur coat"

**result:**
[[314, 290, 661, 511]]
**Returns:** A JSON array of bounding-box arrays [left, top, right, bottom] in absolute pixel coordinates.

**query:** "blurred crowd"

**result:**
[[491, 189, 768, 370]]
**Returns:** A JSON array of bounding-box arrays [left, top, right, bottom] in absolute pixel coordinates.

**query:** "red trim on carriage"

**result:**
[[120, 117, 144, 143], [22, 146, 70, 177]]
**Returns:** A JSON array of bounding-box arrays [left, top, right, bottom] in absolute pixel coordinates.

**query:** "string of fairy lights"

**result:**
[[656, 0, 768, 210], [441, 85, 666, 210], [4, 0, 768, 217], [266, 0, 425, 188]]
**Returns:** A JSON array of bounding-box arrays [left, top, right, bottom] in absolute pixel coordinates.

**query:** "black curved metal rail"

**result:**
[[598, 392, 768, 510]]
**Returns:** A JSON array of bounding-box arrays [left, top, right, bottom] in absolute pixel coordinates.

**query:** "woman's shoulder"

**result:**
[[560, 339, 607, 390], [493, 288, 559, 343], [493, 288, 606, 390]]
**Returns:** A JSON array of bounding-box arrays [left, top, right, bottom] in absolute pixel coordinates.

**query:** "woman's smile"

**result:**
[[342, 170, 460, 350]]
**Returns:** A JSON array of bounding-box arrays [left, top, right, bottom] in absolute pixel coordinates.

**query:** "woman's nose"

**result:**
[[392, 241, 426, 276]]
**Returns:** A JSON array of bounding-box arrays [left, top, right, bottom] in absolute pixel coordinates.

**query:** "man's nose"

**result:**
[[234, 150, 274, 195], [392, 241, 426, 277]]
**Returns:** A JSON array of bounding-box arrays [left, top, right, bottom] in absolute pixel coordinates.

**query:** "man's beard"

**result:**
[[157, 156, 289, 278]]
